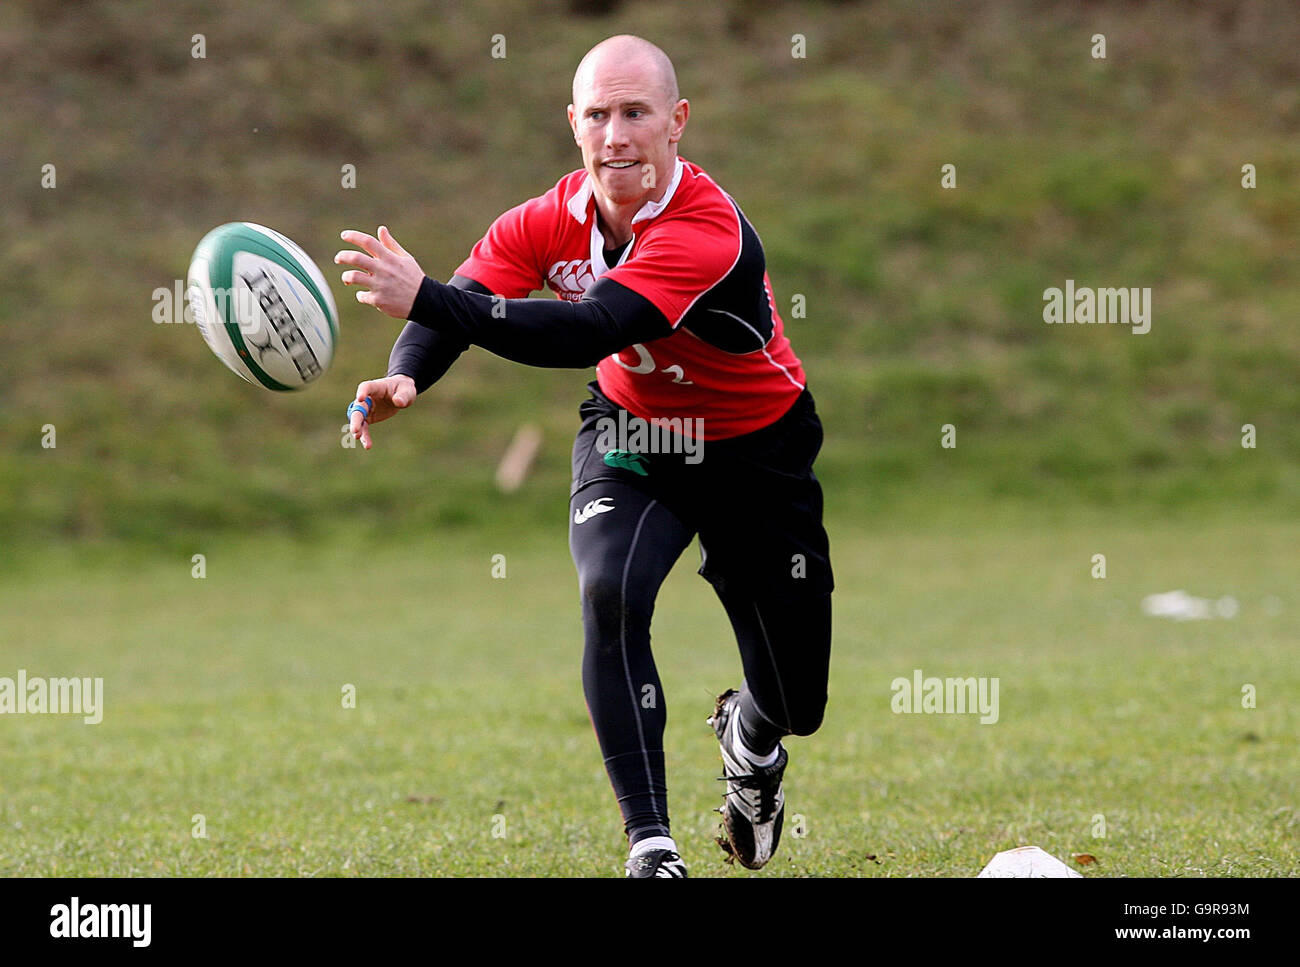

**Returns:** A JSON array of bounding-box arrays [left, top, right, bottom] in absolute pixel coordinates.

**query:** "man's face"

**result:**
[[568, 58, 687, 211]]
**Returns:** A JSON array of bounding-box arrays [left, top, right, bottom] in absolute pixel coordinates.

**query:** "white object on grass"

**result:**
[[1141, 590, 1238, 621], [977, 846, 1083, 878]]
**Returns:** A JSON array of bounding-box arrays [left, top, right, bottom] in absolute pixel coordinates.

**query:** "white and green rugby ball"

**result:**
[[187, 222, 338, 391]]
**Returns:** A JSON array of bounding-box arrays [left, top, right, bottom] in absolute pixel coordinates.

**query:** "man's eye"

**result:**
[[628, 110, 643, 118]]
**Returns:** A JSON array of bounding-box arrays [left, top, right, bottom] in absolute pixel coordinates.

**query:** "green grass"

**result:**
[[2, 507, 1296, 876]]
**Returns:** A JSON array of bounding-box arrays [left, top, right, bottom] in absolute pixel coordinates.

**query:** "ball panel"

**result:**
[[187, 222, 338, 391], [186, 252, 256, 386], [241, 223, 340, 345], [221, 227, 334, 388], [230, 251, 321, 391]]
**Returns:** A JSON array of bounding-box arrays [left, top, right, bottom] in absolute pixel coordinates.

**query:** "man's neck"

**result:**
[[591, 157, 677, 248], [593, 198, 637, 249]]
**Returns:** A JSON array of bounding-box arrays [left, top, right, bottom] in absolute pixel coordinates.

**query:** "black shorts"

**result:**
[[569, 381, 834, 595]]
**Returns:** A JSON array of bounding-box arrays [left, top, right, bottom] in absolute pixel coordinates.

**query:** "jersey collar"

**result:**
[[565, 156, 686, 226]]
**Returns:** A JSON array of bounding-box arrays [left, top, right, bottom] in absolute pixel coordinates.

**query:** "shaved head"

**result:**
[[572, 34, 679, 110], [567, 35, 689, 242]]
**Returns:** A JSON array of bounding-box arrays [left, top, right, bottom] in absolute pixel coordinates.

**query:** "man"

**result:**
[[335, 35, 833, 878]]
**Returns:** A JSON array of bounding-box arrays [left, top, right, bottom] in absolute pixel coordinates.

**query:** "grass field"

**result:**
[[2, 506, 1295, 877]]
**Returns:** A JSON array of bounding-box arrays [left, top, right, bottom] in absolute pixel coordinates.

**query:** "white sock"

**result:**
[[630, 835, 678, 857], [731, 708, 780, 767]]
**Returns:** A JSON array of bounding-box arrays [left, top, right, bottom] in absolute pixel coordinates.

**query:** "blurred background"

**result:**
[[2, 0, 1297, 553]]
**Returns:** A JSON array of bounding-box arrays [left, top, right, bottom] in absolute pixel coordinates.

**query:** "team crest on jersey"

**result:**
[[547, 259, 595, 301]]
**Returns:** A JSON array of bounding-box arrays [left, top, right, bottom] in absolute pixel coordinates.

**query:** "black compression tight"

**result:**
[[569, 481, 831, 845]]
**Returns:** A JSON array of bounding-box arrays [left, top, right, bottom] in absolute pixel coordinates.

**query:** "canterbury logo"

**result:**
[[574, 497, 615, 524], [547, 259, 595, 301]]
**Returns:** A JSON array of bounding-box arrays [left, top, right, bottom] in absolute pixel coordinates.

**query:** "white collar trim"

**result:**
[[565, 156, 686, 225]]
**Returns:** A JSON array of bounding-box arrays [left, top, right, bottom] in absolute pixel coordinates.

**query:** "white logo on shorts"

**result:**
[[574, 497, 615, 524]]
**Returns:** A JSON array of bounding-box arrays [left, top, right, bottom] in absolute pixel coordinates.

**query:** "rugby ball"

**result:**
[[186, 222, 338, 391]]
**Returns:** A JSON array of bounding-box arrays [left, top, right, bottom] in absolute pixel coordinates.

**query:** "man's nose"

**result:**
[[604, 114, 629, 148]]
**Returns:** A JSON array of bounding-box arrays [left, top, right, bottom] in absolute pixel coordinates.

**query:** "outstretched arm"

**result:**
[[337, 229, 491, 450], [385, 274, 485, 394], [405, 274, 670, 369], [335, 227, 672, 372]]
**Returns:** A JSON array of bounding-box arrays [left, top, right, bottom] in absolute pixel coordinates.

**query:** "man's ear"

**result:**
[[668, 98, 690, 145], [567, 103, 579, 141]]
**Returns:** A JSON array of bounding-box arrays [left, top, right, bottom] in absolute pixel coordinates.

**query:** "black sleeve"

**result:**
[[386, 274, 486, 393], [405, 275, 673, 369]]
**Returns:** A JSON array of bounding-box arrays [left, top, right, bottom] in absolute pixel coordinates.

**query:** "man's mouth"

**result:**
[[602, 159, 637, 169]]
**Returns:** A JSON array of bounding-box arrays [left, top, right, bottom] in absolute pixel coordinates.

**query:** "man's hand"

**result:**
[[335, 226, 426, 319], [348, 374, 416, 450]]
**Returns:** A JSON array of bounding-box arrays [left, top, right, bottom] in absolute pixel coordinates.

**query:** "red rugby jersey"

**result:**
[[454, 157, 806, 440]]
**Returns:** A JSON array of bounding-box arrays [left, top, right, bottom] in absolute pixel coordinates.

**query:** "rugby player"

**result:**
[[335, 34, 833, 878]]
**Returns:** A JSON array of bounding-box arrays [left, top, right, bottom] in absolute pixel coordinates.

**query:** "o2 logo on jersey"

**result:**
[[547, 259, 595, 301], [611, 344, 694, 385]]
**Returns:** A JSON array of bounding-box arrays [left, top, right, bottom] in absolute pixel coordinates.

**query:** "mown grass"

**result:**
[[0, 508, 1295, 876]]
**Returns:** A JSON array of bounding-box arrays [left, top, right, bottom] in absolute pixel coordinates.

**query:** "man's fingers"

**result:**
[[392, 382, 415, 408], [340, 270, 372, 287], [351, 409, 373, 449], [347, 378, 409, 447], [339, 229, 384, 258], [334, 249, 378, 273], [378, 225, 410, 257], [347, 381, 392, 450], [349, 396, 374, 449]]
